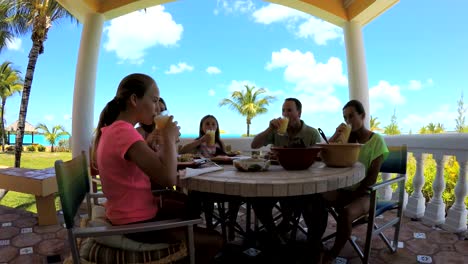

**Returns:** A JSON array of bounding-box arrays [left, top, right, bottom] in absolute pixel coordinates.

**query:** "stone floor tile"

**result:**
[[433, 251, 468, 264], [41, 233, 56, 240], [404, 238, 439, 255], [55, 228, 68, 240], [379, 247, 418, 263], [0, 226, 19, 240], [404, 220, 434, 233], [0, 246, 18, 263], [11, 233, 42, 247], [34, 224, 62, 234], [454, 239, 468, 256], [10, 254, 44, 264], [0, 214, 20, 223], [36, 238, 66, 256], [13, 217, 37, 228], [427, 230, 459, 244]]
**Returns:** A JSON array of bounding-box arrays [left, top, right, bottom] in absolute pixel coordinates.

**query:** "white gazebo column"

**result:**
[[404, 152, 426, 219], [422, 154, 447, 226], [71, 12, 104, 158], [343, 21, 370, 128], [443, 154, 467, 233]]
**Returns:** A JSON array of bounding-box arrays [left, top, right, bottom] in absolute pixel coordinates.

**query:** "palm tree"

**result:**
[[0, 1, 22, 53], [370, 115, 382, 132], [10, 0, 76, 167], [219, 85, 276, 136], [0, 61, 23, 151], [383, 109, 401, 135], [35, 123, 69, 152], [420, 122, 445, 134]]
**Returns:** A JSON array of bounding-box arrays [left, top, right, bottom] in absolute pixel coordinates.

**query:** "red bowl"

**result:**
[[270, 146, 322, 170]]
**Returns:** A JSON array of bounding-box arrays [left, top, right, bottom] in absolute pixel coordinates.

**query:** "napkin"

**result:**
[[181, 164, 223, 179]]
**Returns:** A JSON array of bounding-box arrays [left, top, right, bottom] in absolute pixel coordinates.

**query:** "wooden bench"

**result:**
[[0, 167, 58, 225]]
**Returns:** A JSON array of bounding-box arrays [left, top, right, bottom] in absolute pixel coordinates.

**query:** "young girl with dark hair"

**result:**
[[136, 97, 167, 139], [179, 115, 227, 157], [93, 73, 222, 263]]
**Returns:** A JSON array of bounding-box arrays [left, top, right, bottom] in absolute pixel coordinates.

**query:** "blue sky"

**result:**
[[0, 0, 466, 137]]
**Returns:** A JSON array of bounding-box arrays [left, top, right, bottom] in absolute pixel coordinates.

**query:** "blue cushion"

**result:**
[[376, 201, 397, 216]]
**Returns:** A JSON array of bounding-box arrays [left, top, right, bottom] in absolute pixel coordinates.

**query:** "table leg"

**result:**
[[35, 194, 58, 226]]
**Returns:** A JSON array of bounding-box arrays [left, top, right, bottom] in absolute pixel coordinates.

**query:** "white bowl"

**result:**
[[233, 158, 270, 172]]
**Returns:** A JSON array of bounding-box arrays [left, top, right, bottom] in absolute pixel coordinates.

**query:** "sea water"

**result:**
[[7, 133, 242, 146]]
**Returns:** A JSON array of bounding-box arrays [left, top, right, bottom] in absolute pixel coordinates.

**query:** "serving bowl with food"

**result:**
[[317, 143, 362, 167], [270, 146, 322, 170], [233, 158, 270, 172]]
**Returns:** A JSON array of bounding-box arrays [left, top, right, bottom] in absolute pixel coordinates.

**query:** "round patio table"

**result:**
[[182, 161, 365, 197]]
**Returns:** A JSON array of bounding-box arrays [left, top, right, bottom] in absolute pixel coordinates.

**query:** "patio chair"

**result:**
[[55, 151, 202, 264], [322, 145, 407, 263]]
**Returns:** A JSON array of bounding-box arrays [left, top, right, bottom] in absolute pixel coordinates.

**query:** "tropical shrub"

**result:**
[[405, 153, 466, 209], [26, 145, 36, 152], [37, 145, 46, 152], [56, 138, 70, 152]]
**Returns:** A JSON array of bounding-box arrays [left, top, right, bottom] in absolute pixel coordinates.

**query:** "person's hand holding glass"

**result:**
[[269, 116, 289, 136], [149, 110, 180, 150]]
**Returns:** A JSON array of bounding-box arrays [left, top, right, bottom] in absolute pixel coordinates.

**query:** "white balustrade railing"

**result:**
[[179, 133, 468, 233], [382, 134, 467, 233]]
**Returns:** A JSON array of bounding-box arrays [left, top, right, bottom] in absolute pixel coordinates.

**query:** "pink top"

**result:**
[[96, 120, 158, 225]]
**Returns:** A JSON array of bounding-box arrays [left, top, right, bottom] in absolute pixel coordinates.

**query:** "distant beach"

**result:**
[[7, 133, 242, 146]]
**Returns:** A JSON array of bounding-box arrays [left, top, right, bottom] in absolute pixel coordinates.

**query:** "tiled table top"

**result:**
[[182, 162, 365, 197]]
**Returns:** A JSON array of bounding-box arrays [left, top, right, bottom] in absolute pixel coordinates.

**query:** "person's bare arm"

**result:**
[[251, 118, 280, 149], [355, 154, 384, 195], [179, 134, 208, 154], [329, 123, 347, 143], [126, 117, 179, 187]]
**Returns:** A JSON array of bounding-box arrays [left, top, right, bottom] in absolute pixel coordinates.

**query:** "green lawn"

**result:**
[[0, 152, 72, 213]]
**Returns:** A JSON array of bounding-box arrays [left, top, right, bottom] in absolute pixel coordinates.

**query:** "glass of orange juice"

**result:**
[[154, 110, 171, 130], [277, 117, 289, 135], [206, 130, 216, 146]]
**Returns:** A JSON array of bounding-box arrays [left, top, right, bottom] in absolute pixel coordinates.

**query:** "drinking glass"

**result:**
[[154, 110, 170, 129], [277, 117, 289, 135]]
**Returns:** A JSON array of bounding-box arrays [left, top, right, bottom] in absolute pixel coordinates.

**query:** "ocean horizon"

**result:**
[[7, 133, 243, 146]]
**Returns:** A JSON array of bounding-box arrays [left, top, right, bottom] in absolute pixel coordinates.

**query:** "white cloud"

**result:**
[[266, 49, 347, 91], [407, 80, 422, 90], [208, 89, 216, 96], [402, 104, 456, 132], [296, 17, 342, 45], [151, 65, 157, 72], [369, 81, 405, 111], [406, 78, 434, 91], [265, 48, 347, 113], [206, 66, 221, 74], [63, 114, 71, 120], [103, 6, 183, 64], [252, 4, 308, 24], [6, 37, 22, 51], [252, 4, 341, 45], [215, 0, 255, 15], [227, 80, 256, 93], [165, 62, 193, 74], [44, 115, 54, 121], [225, 80, 282, 96]]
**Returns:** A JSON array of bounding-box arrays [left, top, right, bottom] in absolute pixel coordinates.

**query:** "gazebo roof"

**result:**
[[57, 0, 399, 27], [5, 120, 38, 133]]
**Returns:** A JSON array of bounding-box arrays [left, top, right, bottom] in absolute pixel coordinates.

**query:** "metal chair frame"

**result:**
[[55, 151, 201, 264]]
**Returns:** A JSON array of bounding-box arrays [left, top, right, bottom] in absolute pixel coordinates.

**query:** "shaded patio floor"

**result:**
[[0, 204, 467, 263]]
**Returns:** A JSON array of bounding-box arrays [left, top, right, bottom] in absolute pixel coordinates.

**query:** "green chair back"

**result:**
[[55, 151, 90, 229], [380, 145, 407, 175]]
